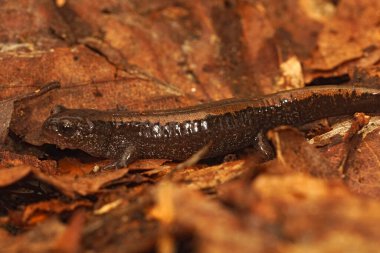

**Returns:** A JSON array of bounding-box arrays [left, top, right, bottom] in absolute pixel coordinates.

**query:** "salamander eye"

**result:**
[[58, 119, 76, 137]]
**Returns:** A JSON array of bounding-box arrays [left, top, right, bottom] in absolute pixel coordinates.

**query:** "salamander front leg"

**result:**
[[253, 131, 275, 161], [102, 145, 138, 170]]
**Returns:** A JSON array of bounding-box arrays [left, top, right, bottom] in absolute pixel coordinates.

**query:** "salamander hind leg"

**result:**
[[102, 145, 138, 170]]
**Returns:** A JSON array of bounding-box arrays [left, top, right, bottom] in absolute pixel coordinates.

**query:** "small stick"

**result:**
[[16, 81, 61, 102]]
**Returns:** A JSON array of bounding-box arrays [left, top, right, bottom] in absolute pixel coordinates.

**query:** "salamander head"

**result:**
[[41, 106, 109, 157]]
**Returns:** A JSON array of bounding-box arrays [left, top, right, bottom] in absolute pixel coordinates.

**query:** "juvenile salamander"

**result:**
[[42, 86, 380, 168]]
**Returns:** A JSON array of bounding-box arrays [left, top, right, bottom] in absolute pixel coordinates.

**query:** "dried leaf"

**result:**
[[152, 182, 271, 253], [0, 99, 14, 144], [0, 165, 32, 187], [268, 126, 341, 179], [22, 199, 92, 224]]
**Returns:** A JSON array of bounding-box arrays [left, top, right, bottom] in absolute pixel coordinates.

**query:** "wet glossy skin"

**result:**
[[42, 86, 380, 168]]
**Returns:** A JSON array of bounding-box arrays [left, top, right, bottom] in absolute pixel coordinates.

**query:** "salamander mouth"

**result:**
[[40, 129, 67, 150]]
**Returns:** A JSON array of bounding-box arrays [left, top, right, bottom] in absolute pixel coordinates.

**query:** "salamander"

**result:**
[[41, 85, 380, 168]]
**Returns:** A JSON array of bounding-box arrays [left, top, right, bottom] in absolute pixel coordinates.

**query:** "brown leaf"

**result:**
[[343, 118, 380, 198], [31, 167, 130, 198], [0, 218, 67, 253], [250, 174, 380, 251], [304, 0, 380, 81], [22, 199, 92, 224], [0, 165, 32, 187], [0, 151, 132, 198], [0, 82, 59, 144], [151, 182, 272, 253], [268, 126, 341, 179], [0, 99, 14, 144], [52, 211, 86, 253], [171, 160, 246, 190], [2, 214, 85, 253], [218, 172, 380, 252]]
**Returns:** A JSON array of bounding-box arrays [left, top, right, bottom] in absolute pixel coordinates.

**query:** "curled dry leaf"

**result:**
[[31, 167, 131, 198], [0, 151, 132, 198], [0, 82, 60, 144]]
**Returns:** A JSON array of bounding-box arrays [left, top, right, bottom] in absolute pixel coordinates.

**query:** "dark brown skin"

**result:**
[[41, 86, 380, 168]]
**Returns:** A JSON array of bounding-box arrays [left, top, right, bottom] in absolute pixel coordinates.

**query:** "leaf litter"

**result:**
[[0, 0, 380, 252]]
